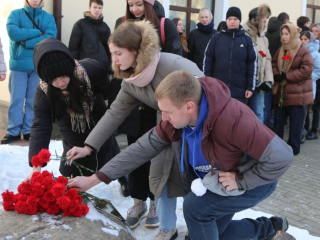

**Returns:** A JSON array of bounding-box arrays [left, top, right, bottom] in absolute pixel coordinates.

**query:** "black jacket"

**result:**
[[265, 20, 283, 58], [188, 28, 217, 70], [68, 14, 112, 73], [204, 23, 257, 102], [30, 39, 119, 177]]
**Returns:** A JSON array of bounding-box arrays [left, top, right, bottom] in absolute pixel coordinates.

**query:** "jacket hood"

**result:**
[[83, 11, 103, 20], [25, 0, 44, 8], [199, 77, 231, 128], [153, 1, 165, 18], [267, 18, 282, 33], [306, 39, 320, 53], [248, 4, 271, 32], [33, 37, 74, 77]]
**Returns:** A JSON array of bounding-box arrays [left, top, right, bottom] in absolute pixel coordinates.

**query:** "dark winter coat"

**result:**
[[68, 13, 112, 73], [188, 28, 217, 70], [30, 40, 119, 177], [204, 22, 257, 102], [96, 77, 294, 194], [265, 20, 283, 58], [272, 46, 314, 106]]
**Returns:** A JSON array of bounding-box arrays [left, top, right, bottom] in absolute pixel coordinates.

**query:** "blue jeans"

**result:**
[[264, 91, 274, 126], [155, 183, 177, 231], [184, 182, 277, 240], [248, 92, 265, 123], [7, 70, 39, 136]]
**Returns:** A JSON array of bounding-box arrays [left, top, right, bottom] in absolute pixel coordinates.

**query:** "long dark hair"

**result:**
[[122, 1, 160, 30], [47, 74, 92, 121]]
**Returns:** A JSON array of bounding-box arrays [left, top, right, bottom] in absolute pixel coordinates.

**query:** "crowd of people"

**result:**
[[0, 0, 318, 239]]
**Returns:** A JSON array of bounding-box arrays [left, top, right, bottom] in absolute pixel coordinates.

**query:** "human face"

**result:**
[[52, 76, 70, 90], [128, 0, 145, 18], [281, 27, 291, 44], [176, 20, 184, 33], [262, 17, 268, 29], [158, 97, 196, 129], [89, 2, 103, 19], [311, 27, 319, 39], [109, 43, 137, 70], [300, 35, 310, 46], [28, 0, 42, 8], [226, 17, 240, 29], [199, 10, 211, 26]]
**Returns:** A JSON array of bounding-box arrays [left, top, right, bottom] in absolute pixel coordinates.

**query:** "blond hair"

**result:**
[[310, 23, 320, 41], [198, 7, 213, 22], [155, 70, 202, 109]]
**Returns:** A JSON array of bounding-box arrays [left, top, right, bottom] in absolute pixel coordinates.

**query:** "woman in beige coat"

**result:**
[[0, 37, 7, 81], [243, 4, 273, 123]]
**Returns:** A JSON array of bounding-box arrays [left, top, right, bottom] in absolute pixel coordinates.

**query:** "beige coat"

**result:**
[[243, 21, 273, 85], [0, 38, 6, 75]]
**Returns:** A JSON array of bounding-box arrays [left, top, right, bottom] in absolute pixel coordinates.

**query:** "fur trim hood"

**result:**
[[25, 0, 44, 8], [247, 4, 271, 32], [112, 21, 160, 79]]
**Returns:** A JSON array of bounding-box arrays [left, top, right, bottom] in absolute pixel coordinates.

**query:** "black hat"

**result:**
[[226, 7, 242, 22], [38, 51, 75, 83], [249, 7, 258, 20]]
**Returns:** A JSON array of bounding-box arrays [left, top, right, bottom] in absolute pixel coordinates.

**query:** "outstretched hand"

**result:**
[[24, 166, 41, 182], [218, 171, 238, 191], [67, 174, 102, 192], [66, 146, 92, 163]]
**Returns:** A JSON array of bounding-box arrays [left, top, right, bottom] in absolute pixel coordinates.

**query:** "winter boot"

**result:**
[[154, 229, 178, 240], [265, 216, 289, 240], [306, 131, 318, 140], [118, 175, 129, 197], [126, 199, 148, 229], [145, 200, 160, 228]]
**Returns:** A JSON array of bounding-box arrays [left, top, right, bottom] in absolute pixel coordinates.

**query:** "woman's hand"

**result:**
[[66, 146, 92, 163], [24, 166, 41, 182], [67, 174, 102, 192], [245, 90, 253, 98]]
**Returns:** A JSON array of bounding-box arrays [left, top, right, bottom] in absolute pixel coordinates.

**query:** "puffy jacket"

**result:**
[[204, 22, 257, 101], [68, 12, 112, 73], [188, 27, 217, 70], [6, 4, 57, 71], [305, 40, 320, 99], [0, 38, 6, 75], [265, 20, 283, 58], [272, 46, 314, 106]]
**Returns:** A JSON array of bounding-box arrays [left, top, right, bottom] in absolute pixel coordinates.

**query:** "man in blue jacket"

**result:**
[[1, 0, 57, 144], [204, 6, 257, 104]]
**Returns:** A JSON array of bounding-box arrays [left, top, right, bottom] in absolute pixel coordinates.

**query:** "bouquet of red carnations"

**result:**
[[1, 149, 89, 217]]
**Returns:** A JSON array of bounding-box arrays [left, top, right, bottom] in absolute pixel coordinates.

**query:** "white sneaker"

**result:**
[[153, 228, 178, 240]]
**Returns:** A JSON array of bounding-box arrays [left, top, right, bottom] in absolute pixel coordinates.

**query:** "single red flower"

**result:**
[[82, 204, 89, 216], [31, 172, 45, 183], [56, 196, 71, 210], [17, 182, 32, 195], [26, 196, 38, 207], [286, 55, 292, 59], [74, 194, 83, 205], [38, 149, 51, 164], [25, 205, 38, 215], [38, 197, 50, 209], [57, 176, 68, 185], [50, 183, 66, 197], [281, 56, 288, 61], [63, 208, 72, 217], [65, 188, 78, 200], [72, 204, 84, 217], [42, 176, 56, 191], [30, 182, 46, 197], [47, 202, 60, 215], [1, 190, 14, 202], [43, 191, 55, 203], [31, 155, 42, 167], [15, 201, 27, 214], [42, 170, 53, 178], [13, 194, 27, 203], [3, 202, 15, 211]]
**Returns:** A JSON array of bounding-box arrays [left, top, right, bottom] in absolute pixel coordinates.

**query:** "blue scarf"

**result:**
[[197, 22, 215, 33]]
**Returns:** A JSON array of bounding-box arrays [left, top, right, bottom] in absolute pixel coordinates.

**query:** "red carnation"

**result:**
[[26, 196, 38, 207], [281, 56, 287, 61], [25, 205, 38, 215], [31, 172, 45, 183], [50, 183, 66, 197], [63, 208, 72, 217], [286, 55, 292, 59], [17, 181, 32, 195], [3, 202, 15, 211], [30, 182, 46, 197], [47, 202, 60, 215], [72, 204, 84, 217], [31, 155, 42, 167], [15, 201, 27, 214], [43, 191, 55, 203], [82, 204, 89, 216], [56, 196, 71, 210], [42, 170, 53, 178], [13, 193, 27, 203], [1, 190, 14, 202], [42, 176, 56, 191], [38, 197, 50, 209], [57, 176, 68, 185], [38, 149, 51, 164], [65, 188, 78, 200]]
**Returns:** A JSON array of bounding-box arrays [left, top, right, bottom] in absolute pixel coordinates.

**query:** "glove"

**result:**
[[255, 79, 263, 92], [281, 72, 287, 80], [260, 81, 272, 92], [274, 74, 283, 83]]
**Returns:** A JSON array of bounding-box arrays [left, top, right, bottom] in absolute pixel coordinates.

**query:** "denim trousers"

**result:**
[[263, 91, 274, 126], [184, 182, 277, 240], [248, 91, 265, 123], [7, 70, 39, 136], [155, 182, 177, 231], [274, 105, 304, 155]]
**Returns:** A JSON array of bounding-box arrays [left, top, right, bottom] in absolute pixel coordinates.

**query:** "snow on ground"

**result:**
[[0, 140, 319, 240]]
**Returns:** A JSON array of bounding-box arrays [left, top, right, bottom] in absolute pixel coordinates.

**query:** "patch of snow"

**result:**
[[101, 227, 119, 237]]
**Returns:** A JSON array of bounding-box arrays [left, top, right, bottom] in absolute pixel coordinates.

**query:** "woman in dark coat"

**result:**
[[188, 7, 217, 70], [25, 38, 127, 195], [172, 18, 189, 58]]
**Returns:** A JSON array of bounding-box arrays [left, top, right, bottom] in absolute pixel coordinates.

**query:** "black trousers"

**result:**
[[127, 107, 157, 201]]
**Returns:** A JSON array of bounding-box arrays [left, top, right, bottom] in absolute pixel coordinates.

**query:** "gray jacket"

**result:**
[[0, 38, 6, 75]]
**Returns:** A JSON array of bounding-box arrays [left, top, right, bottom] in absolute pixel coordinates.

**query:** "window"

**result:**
[[168, 0, 215, 36], [307, 0, 320, 23]]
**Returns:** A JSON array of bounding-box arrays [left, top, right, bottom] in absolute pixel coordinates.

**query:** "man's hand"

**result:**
[[24, 166, 41, 182], [67, 174, 102, 192], [218, 171, 238, 191], [66, 146, 92, 162], [245, 90, 253, 98], [0, 74, 6, 81]]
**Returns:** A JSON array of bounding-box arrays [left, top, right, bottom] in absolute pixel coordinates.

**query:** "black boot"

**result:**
[[1, 134, 21, 144], [306, 131, 318, 140], [118, 175, 130, 197]]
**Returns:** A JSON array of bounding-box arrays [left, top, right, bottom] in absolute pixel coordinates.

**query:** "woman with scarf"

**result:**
[[272, 23, 313, 156], [67, 21, 203, 239], [172, 18, 189, 58], [25, 38, 126, 193], [188, 7, 217, 70]]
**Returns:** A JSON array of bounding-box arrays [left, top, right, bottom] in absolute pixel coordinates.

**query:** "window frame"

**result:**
[[307, 4, 320, 23]]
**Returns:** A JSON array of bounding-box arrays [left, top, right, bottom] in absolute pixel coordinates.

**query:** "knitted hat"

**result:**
[[249, 7, 258, 21], [226, 7, 241, 22], [126, 0, 155, 6], [38, 51, 75, 83]]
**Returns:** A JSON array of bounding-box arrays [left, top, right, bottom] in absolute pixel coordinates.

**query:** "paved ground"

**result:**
[[1, 126, 320, 237]]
